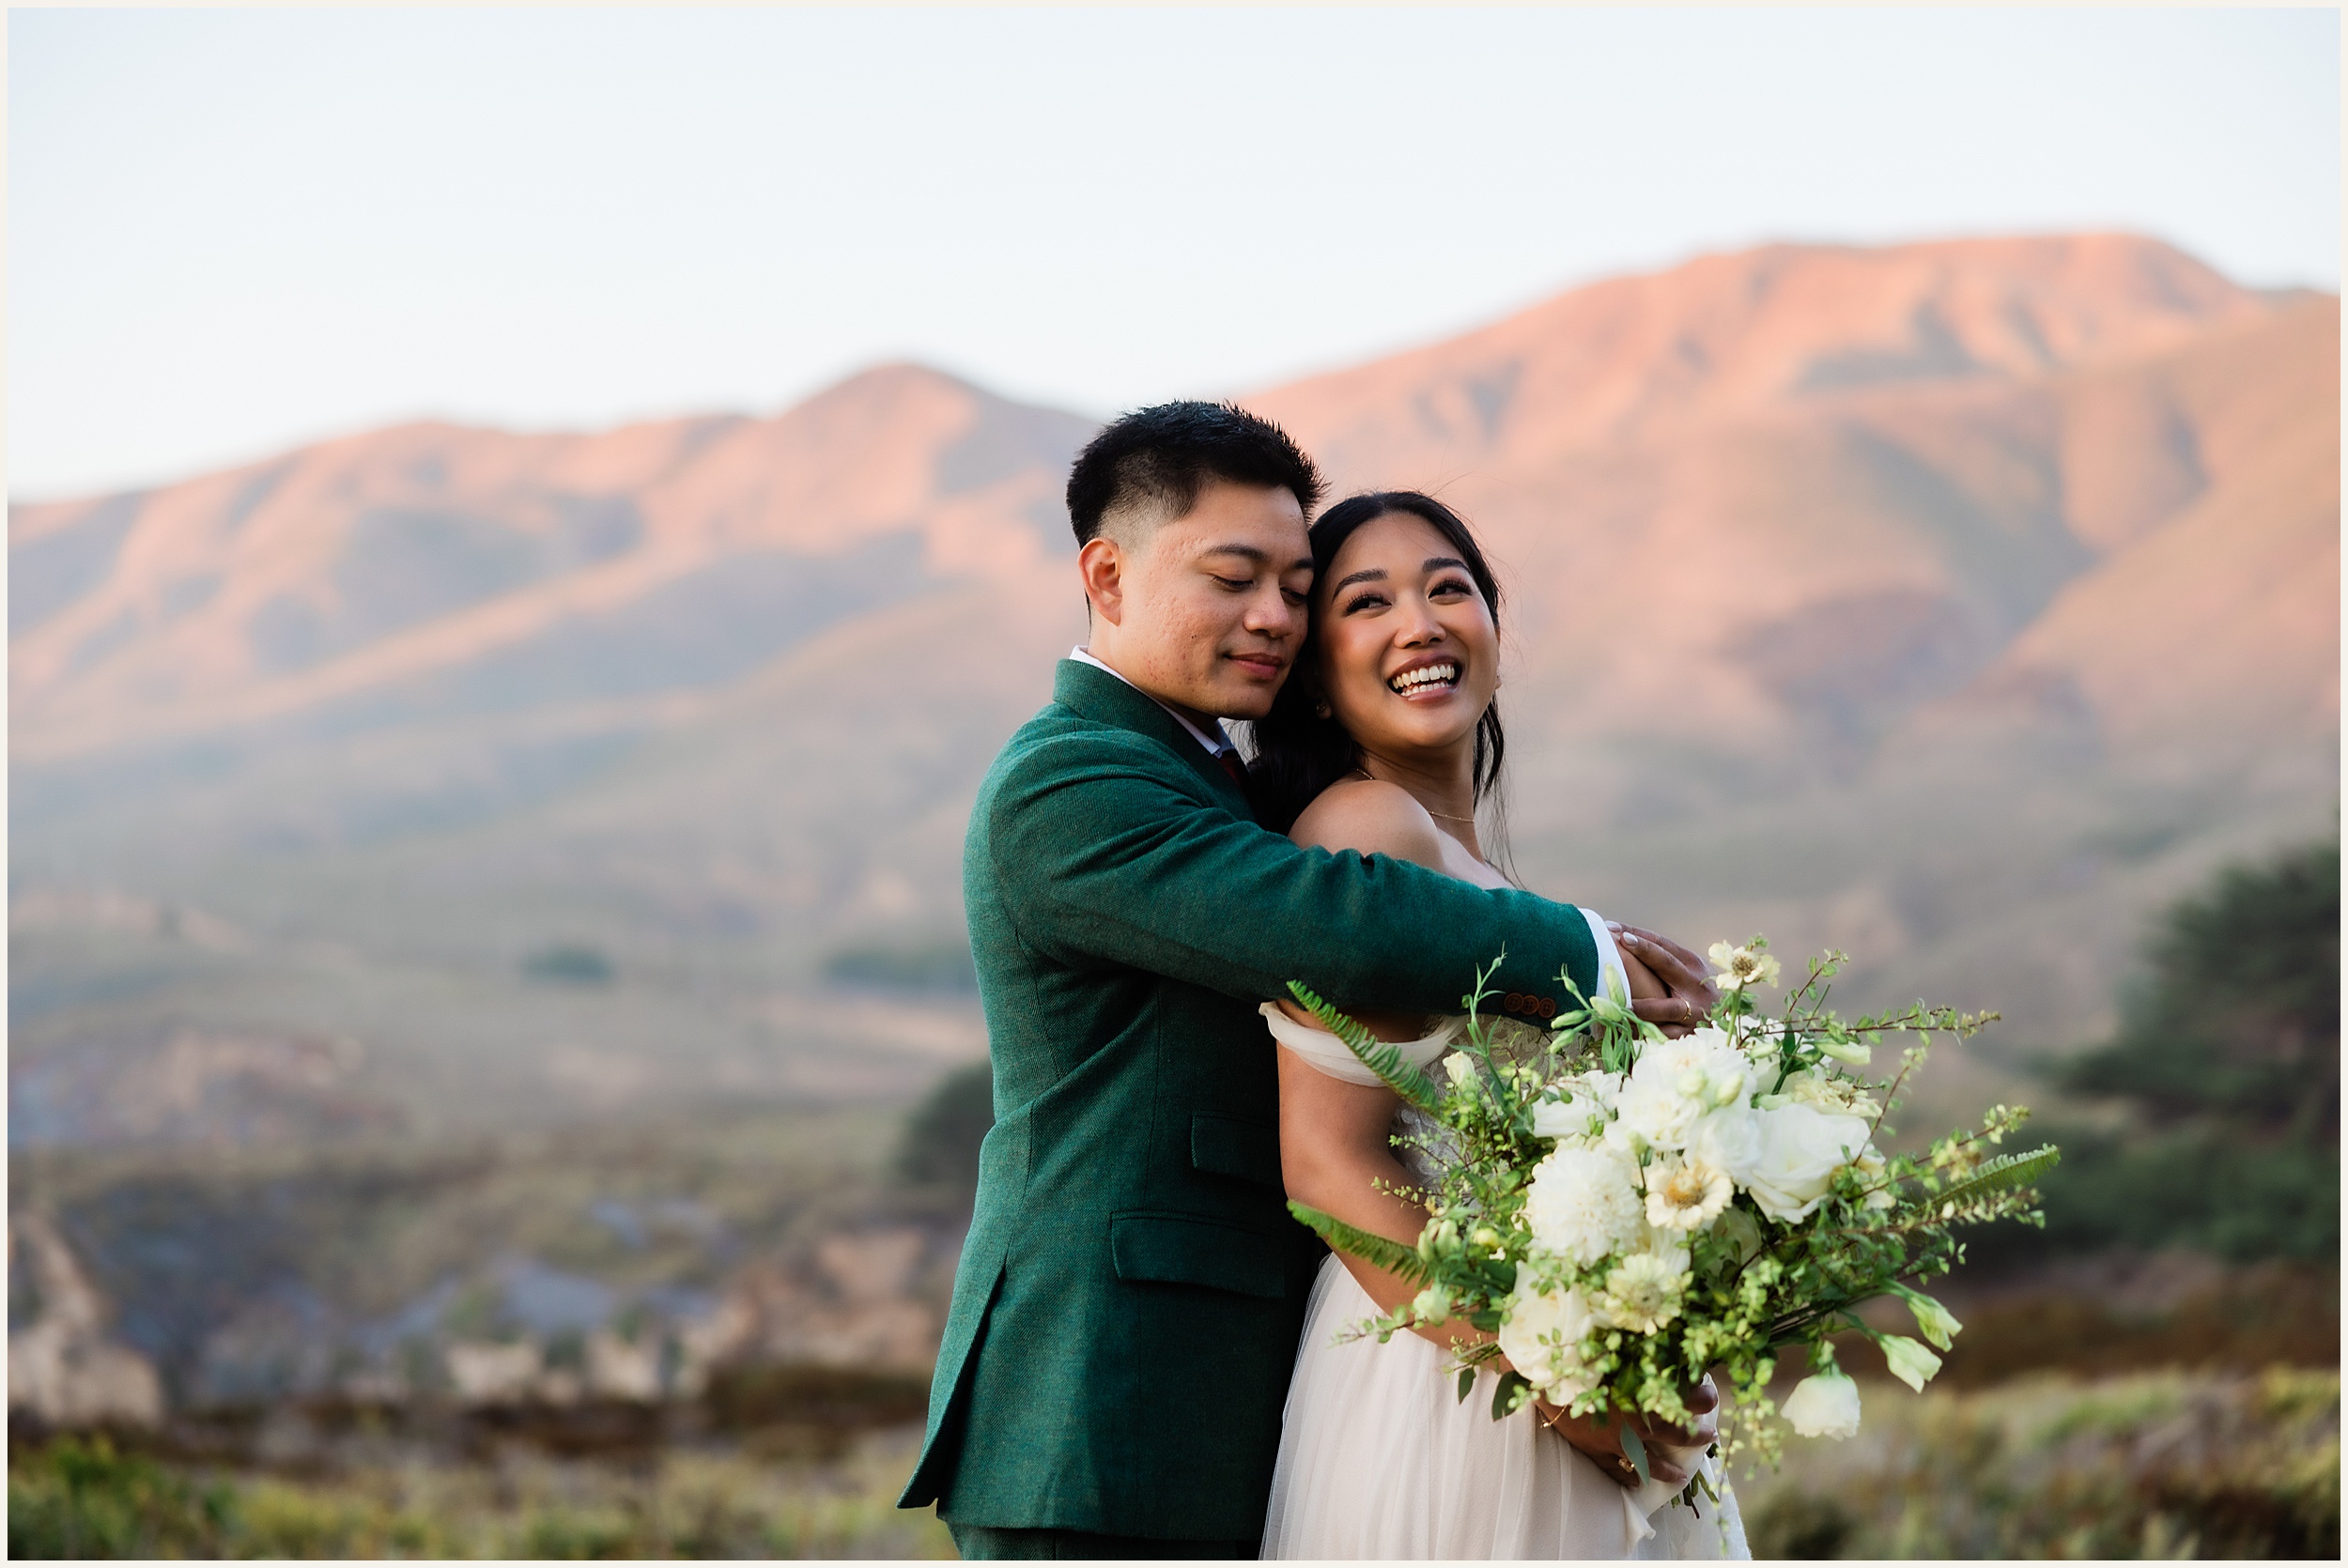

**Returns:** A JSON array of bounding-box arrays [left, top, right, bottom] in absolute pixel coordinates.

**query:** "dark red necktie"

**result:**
[[1215, 748, 1246, 789]]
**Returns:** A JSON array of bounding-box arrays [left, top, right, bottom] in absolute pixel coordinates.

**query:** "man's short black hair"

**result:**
[[1065, 400, 1323, 547]]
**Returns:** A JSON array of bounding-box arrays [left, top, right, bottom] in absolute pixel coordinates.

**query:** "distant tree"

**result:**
[[2062, 838, 2339, 1139], [895, 1061, 994, 1192], [2008, 837, 2340, 1264]]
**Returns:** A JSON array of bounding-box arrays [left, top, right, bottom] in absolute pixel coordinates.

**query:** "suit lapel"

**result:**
[[1053, 659, 1257, 820]]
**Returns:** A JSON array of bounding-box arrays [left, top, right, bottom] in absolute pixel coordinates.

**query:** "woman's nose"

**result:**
[[1396, 602, 1444, 646]]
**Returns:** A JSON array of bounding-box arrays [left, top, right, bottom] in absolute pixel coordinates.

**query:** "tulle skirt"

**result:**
[[1260, 1256, 1750, 1560]]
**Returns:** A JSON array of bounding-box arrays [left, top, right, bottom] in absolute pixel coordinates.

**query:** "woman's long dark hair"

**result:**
[[1243, 491, 1512, 858]]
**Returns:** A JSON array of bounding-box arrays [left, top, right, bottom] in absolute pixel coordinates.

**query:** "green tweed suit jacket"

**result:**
[[899, 659, 1603, 1541]]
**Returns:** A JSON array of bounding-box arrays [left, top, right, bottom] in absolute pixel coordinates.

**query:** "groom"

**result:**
[[901, 402, 1714, 1558]]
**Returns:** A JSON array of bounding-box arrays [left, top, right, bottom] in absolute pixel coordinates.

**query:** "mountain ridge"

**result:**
[[10, 232, 2337, 1144]]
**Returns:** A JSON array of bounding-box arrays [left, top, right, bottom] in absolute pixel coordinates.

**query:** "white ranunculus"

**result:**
[[1612, 1074, 1705, 1152], [1782, 1371, 1861, 1438], [1738, 1104, 1872, 1222], [1522, 1145, 1646, 1267], [1615, 1031, 1753, 1151], [1496, 1282, 1601, 1402]]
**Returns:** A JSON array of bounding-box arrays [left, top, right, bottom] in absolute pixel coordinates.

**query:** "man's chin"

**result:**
[[1206, 683, 1284, 723]]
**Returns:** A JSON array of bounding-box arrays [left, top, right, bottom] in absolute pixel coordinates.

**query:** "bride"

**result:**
[[1243, 491, 1750, 1560]]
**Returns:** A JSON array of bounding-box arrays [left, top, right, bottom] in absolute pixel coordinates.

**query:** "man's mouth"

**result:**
[[1388, 660, 1460, 696], [1229, 653, 1286, 678]]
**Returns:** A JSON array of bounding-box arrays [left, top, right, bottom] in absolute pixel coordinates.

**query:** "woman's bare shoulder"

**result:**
[[1289, 777, 1447, 870]]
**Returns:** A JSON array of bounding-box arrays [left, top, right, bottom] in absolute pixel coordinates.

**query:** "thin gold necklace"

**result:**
[[1349, 768, 1475, 825]]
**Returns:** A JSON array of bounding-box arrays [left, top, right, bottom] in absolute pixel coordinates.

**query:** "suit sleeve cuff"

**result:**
[[1582, 908, 1631, 1007]]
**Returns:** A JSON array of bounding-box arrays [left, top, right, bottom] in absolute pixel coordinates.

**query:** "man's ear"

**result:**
[[1077, 537, 1125, 626]]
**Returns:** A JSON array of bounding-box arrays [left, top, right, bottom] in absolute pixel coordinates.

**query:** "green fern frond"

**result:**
[[1287, 981, 1445, 1111], [1936, 1145, 2061, 1212], [1288, 1200, 1432, 1283]]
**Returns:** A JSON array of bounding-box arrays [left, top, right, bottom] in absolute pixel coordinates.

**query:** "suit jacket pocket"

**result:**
[[1190, 1113, 1283, 1191], [1108, 1211, 1288, 1299]]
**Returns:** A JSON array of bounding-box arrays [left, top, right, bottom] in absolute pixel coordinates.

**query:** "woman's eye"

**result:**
[[1342, 592, 1389, 614], [1430, 577, 1475, 599]]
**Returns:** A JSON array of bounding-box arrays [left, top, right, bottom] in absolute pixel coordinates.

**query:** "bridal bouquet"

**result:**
[[1285, 940, 2058, 1483]]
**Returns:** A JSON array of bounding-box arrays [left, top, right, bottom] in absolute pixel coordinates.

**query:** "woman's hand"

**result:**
[[1609, 924, 1720, 1038], [1534, 1375, 1721, 1489]]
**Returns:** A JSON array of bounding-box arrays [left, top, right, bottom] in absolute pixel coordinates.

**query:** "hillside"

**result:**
[[10, 234, 2338, 1145]]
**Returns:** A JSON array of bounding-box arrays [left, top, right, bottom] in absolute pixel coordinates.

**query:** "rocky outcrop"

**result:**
[[8, 1211, 165, 1429]]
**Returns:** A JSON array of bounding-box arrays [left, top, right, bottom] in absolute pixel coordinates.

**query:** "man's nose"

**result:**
[[1244, 586, 1299, 637]]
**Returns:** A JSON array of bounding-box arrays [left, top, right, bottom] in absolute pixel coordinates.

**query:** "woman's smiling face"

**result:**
[[1312, 509, 1500, 761]]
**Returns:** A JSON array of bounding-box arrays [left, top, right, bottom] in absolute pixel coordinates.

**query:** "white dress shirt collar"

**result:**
[[1068, 646, 1234, 758]]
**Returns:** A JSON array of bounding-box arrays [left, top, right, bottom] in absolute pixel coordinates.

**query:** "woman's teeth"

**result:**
[[1389, 663, 1460, 694]]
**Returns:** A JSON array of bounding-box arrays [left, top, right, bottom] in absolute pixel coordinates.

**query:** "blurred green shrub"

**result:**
[[824, 939, 977, 993], [896, 1061, 994, 1191], [8, 1436, 237, 1559], [6, 1432, 956, 1559], [1739, 1367, 2340, 1559], [522, 944, 615, 985]]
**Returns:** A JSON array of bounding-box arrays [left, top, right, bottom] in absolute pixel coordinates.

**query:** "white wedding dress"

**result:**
[[1259, 1005, 1750, 1560]]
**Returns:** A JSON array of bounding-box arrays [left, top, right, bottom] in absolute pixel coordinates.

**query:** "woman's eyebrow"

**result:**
[[1329, 566, 1388, 592], [1424, 556, 1469, 573]]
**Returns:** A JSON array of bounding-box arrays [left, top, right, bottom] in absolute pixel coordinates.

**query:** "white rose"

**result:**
[[1686, 1105, 1762, 1176], [1444, 1053, 1479, 1089], [1739, 1105, 1871, 1222], [1496, 1282, 1600, 1402], [1782, 1371, 1861, 1438], [1522, 1145, 1647, 1267]]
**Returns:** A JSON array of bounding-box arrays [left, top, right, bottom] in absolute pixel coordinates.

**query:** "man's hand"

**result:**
[[1535, 1376, 1721, 1489], [1610, 924, 1719, 1038]]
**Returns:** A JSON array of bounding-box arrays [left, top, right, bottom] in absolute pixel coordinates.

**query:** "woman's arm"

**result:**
[[1276, 777, 1496, 1348], [1276, 1046, 1491, 1349]]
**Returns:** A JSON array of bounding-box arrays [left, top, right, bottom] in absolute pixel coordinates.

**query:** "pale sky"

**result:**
[[10, 7, 2340, 500]]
